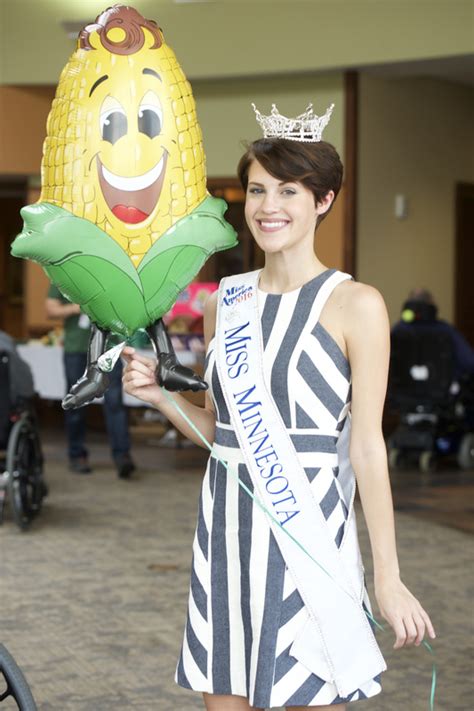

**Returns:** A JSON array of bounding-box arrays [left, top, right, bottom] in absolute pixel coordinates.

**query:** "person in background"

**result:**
[[392, 288, 474, 381], [45, 285, 135, 478], [0, 329, 35, 404]]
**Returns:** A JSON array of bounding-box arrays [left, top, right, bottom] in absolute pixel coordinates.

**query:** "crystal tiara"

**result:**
[[252, 102, 334, 143]]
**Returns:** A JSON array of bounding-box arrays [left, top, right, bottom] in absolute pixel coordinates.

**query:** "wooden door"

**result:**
[[0, 178, 27, 338], [455, 183, 474, 345]]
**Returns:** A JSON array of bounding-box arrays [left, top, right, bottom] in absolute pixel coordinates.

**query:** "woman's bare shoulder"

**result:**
[[203, 289, 219, 346], [337, 279, 387, 314], [337, 279, 389, 335], [204, 289, 219, 313]]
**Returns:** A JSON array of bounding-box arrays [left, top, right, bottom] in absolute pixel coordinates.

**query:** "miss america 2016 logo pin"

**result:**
[[223, 285, 254, 322]]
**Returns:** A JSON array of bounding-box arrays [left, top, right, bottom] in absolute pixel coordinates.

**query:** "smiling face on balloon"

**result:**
[[40, 6, 207, 267], [95, 71, 167, 226]]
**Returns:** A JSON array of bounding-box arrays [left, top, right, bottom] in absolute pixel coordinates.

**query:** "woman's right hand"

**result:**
[[121, 346, 163, 407]]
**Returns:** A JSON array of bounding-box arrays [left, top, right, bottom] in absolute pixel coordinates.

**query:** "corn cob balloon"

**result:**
[[12, 4, 237, 405], [42, 5, 208, 268], [12, 4, 237, 344]]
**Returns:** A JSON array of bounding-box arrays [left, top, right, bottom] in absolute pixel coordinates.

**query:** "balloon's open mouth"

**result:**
[[97, 153, 167, 225]]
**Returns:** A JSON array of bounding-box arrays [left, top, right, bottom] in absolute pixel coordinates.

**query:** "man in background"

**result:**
[[46, 285, 135, 478], [392, 288, 474, 380]]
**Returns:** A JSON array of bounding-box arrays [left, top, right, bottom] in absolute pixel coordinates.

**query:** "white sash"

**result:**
[[215, 270, 386, 697]]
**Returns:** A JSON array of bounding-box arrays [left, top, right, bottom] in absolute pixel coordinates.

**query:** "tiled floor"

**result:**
[[0, 430, 472, 710], [390, 466, 474, 534]]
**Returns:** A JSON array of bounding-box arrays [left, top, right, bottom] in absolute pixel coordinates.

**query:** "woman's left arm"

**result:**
[[344, 282, 436, 649]]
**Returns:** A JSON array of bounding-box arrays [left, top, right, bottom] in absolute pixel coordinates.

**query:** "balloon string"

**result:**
[[160, 387, 436, 709]]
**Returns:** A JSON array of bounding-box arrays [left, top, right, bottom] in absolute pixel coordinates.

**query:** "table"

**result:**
[[17, 343, 200, 407]]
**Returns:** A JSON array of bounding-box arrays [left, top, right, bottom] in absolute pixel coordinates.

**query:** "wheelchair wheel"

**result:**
[[457, 433, 474, 470], [388, 447, 403, 471], [0, 644, 37, 709], [0, 470, 8, 526], [6, 414, 44, 531], [419, 450, 437, 473]]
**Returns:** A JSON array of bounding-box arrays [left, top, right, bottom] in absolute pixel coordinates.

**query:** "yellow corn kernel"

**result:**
[[175, 113, 189, 132], [181, 149, 195, 170], [189, 125, 199, 145], [183, 93, 193, 114], [178, 131, 192, 150], [54, 146, 63, 167], [72, 184, 82, 203], [171, 197, 187, 216], [63, 185, 72, 203], [169, 82, 182, 101], [72, 201, 84, 218], [54, 165, 63, 186], [172, 98, 185, 116], [195, 163, 205, 185], [171, 175, 185, 198], [112, 231, 129, 251], [72, 160, 83, 180], [184, 168, 196, 187], [185, 185, 198, 206], [63, 161, 72, 185], [82, 183, 95, 203], [129, 234, 152, 255], [84, 201, 97, 223], [64, 144, 74, 164], [193, 143, 202, 164]]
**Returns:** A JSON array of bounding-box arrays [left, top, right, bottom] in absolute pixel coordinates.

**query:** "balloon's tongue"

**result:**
[[112, 205, 149, 224]]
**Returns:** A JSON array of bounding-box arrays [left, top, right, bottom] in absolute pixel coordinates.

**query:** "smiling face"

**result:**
[[96, 84, 167, 225], [90, 62, 173, 235], [245, 160, 326, 256], [40, 14, 207, 267]]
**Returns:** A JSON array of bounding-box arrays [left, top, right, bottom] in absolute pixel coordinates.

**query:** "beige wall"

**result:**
[[194, 73, 344, 176], [0, 74, 344, 177], [357, 75, 474, 324]]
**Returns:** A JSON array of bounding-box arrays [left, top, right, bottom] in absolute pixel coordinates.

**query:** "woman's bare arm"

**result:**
[[343, 282, 435, 648], [122, 291, 218, 448]]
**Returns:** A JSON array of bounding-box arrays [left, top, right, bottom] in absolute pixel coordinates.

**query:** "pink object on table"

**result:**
[[167, 282, 218, 320]]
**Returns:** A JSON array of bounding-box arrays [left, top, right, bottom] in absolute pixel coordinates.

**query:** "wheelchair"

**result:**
[[0, 644, 37, 710], [0, 351, 45, 530], [386, 326, 474, 472]]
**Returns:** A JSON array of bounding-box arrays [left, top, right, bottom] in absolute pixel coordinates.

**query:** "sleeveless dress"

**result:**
[[175, 269, 382, 707]]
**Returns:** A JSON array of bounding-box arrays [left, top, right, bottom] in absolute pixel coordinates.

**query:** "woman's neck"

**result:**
[[259, 251, 327, 294]]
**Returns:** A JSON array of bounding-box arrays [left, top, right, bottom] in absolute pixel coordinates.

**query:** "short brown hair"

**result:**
[[237, 138, 343, 227]]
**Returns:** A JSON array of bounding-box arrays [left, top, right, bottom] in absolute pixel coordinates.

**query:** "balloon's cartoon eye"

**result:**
[[100, 108, 127, 144], [138, 105, 162, 139], [138, 92, 163, 139]]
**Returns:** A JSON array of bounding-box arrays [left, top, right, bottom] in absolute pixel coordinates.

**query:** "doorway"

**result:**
[[0, 178, 27, 338], [455, 183, 474, 345]]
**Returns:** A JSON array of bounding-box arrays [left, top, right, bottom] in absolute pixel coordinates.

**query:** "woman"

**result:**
[[122, 120, 435, 710]]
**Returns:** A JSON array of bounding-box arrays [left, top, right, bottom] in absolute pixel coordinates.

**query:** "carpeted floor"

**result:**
[[0, 434, 472, 710]]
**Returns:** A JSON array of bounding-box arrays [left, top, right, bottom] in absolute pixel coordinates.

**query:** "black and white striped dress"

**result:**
[[176, 269, 382, 707]]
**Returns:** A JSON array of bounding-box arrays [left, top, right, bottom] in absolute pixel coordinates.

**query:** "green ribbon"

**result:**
[[161, 387, 437, 709]]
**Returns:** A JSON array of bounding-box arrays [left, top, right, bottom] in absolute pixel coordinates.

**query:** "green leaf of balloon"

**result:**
[[11, 197, 237, 338], [141, 245, 207, 323], [44, 258, 147, 337]]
